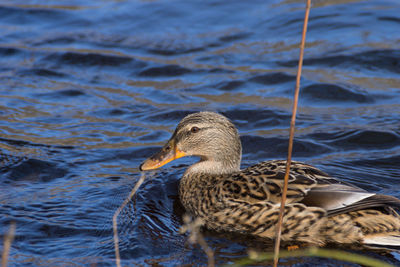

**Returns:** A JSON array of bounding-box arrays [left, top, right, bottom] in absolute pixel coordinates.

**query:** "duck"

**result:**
[[140, 111, 400, 248]]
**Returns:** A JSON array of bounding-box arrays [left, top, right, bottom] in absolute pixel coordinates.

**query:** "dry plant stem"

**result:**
[[113, 173, 146, 267], [195, 230, 215, 267], [273, 1, 311, 267], [1, 221, 16, 267], [181, 215, 215, 267]]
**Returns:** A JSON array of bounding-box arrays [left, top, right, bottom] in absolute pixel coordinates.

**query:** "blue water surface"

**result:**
[[0, 0, 400, 266]]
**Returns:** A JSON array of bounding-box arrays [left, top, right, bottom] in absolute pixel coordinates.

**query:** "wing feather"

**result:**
[[237, 160, 400, 216]]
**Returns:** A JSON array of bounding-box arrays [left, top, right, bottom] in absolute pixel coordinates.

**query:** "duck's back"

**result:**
[[179, 160, 400, 247]]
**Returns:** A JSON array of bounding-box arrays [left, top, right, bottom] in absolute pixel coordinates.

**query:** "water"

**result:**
[[0, 0, 400, 266]]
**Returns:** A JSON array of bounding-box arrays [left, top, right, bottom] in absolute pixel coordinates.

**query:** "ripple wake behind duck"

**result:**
[[140, 111, 400, 249]]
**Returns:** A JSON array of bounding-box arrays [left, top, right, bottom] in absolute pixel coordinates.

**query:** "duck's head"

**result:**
[[140, 111, 242, 174]]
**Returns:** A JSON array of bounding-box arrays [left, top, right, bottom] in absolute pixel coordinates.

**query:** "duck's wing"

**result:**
[[301, 184, 400, 216], [228, 160, 400, 216]]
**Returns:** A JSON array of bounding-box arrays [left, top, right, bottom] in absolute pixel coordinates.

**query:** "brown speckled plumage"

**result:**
[[140, 111, 400, 248]]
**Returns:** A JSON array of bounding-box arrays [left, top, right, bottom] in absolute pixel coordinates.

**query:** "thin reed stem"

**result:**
[[198, 238, 215, 267], [113, 173, 146, 267], [181, 215, 215, 267], [273, 1, 311, 266], [1, 221, 16, 267]]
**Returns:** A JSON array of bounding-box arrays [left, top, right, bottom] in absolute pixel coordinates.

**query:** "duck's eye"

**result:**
[[190, 126, 200, 133]]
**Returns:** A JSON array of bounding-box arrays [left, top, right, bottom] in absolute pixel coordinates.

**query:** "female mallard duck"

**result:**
[[140, 111, 400, 248]]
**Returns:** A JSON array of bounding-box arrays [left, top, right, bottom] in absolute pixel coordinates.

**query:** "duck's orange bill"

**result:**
[[140, 145, 186, 171]]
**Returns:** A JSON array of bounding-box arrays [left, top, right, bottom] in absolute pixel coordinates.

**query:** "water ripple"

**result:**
[[1, 0, 400, 266]]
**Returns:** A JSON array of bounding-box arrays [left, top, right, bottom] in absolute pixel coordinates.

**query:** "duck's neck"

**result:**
[[184, 132, 242, 176], [185, 158, 241, 177]]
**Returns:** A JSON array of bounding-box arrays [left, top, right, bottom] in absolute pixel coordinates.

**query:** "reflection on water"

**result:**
[[0, 0, 400, 266]]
